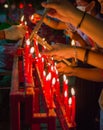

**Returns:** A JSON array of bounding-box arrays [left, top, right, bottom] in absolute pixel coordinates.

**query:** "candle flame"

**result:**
[[51, 56, 54, 60], [30, 47, 34, 54], [71, 88, 75, 96], [42, 38, 45, 41], [56, 69, 58, 75], [31, 15, 34, 20], [64, 90, 68, 97], [46, 72, 51, 81], [42, 57, 44, 62], [43, 45, 46, 49], [43, 71, 46, 76], [57, 78, 59, 82], [24, 21, 27, 25], [36, 40, 38, 46], [65, 79, 68, 84], [48, 63, 51, 66], [71, 39, 75, 46], [52, 78, 56, 85], [55, 62, 57, 66], [38, 53, 41, 58], [26, 39, 30, 45], [68, 97, 72, 105], [63, 74, 66, 81], [51, 66, 54, 71], [21, 15, 24, 22]]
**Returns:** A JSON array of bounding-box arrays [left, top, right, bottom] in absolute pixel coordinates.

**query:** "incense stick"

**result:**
[[29, 0, 52, 41]]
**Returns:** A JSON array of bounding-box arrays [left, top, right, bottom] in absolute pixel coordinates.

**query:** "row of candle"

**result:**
[[20, 16, 76, 125], [34, 50, 76, 124], [23, 35, 76, 125]]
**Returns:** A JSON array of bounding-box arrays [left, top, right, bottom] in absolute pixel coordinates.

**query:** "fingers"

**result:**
[[41, 1, 59, 9]]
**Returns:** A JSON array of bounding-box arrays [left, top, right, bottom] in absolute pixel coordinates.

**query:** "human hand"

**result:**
[[56, 62, 74, 76], [30, 13, 41, 24], [41, 0, 75, 23], [41, 43, 74, 59], [4, 25, 27, 40]]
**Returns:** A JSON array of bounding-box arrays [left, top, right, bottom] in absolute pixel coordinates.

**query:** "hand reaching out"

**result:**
[[4, 25, 27, 40], [42, 43, 74, 59], [41, 0, 75, 23], [56, 62, 74, 76]]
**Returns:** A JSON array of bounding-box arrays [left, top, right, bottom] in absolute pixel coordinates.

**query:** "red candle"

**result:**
[[45, 72, 52, 105], [34, 38, 39, 56], [25, 30, 30, 40], [67, 97, 72, 123], [63, 75, 68, 106], [51, 77, 56, 94], [40, 57, 44, 78], [24, 39, 30, 76], [42, 71, 46, 89], [20, 15, 24, 25], [55, 78, 60, 97], [71, 88, 76, 123], [29, 47, 34, 77], [45, 72, 52, 95], [64, 90, 68, 108], [24, 39, 30, 56]]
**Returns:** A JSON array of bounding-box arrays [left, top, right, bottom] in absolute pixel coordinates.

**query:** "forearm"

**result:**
[[68, 10, 103, 47], [73, 67, 103, 82], [0, 30, 5, 40], [75, 47, 103, 69]]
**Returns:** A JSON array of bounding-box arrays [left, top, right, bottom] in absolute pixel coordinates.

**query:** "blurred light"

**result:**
[[28, 3, 32, 7], [4, 4, 9, 8], [19, 3, 24, 9]]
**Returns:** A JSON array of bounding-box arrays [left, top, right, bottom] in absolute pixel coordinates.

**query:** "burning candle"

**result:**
[[24, 39, 30, 76], [29, 47, 34, 77], [67, 97, 72, 123], [20, 15, 24, 25], [41, 57, 44, 77], [34, 38, 39, 56], [71, 87, 76, 123], [25, 30, 30, 40], [45, 72, 52, 105], [45, 72, 52, 95], [55, 78, 60, 97], [51, 77, 56, 93], [42, 70, 46, 89], [25, 39, 30, 56], [64, 90, 68, 108], [63, 75, 69, 106]]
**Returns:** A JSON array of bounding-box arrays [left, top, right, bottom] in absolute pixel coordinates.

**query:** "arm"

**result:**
[[42, 43, 103, 69], [30, 13, 66, 30], [73, 67, 103, 82], [41, 0, 103, 47], [56, 62, 103, 82], [3, 25, 27, 40], [66, 30, 87, 47]]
